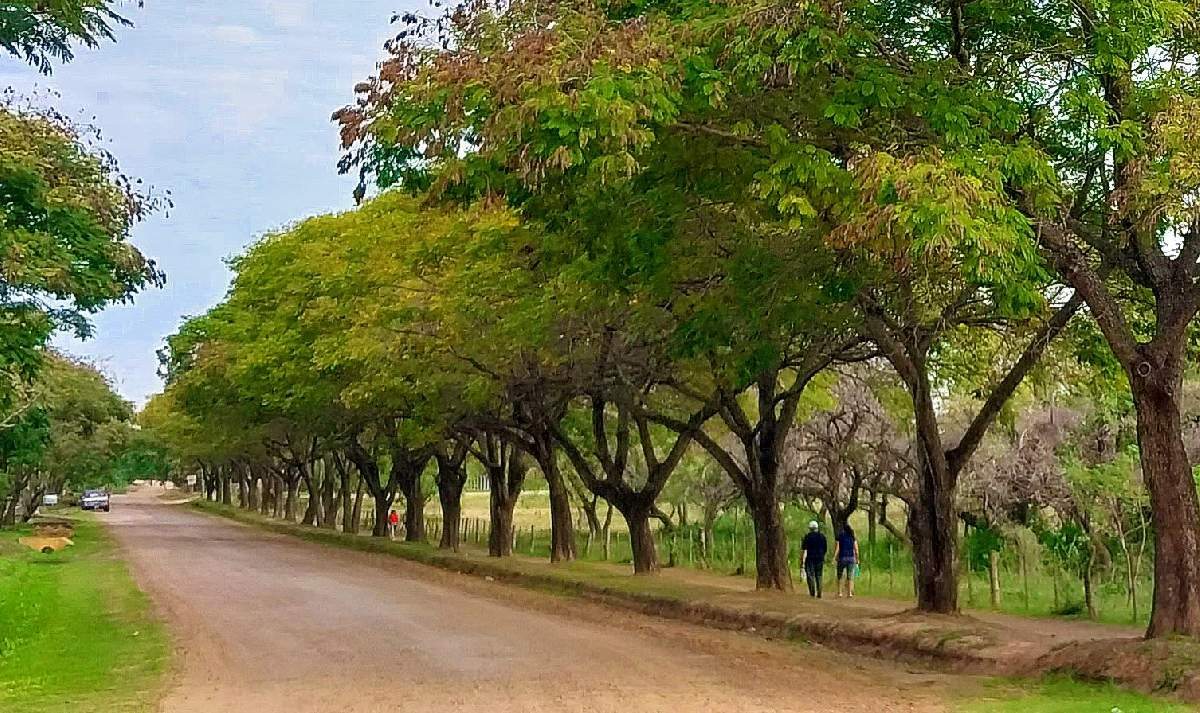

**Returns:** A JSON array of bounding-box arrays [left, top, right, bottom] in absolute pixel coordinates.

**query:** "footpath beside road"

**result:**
[[191, 500, 1141, 676]]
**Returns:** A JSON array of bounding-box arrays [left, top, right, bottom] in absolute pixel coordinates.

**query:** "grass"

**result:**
[[0, 517, 169, 713], [959, 676, 1191, 713]]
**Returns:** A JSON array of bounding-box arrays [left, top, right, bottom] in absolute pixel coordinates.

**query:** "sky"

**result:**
[[0, 0, 419, 405]]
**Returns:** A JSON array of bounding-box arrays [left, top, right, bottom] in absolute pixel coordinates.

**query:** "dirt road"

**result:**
[[106, 491, 956, 712]]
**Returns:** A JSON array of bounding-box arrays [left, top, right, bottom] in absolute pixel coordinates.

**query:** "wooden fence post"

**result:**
[[989, 550, 1002, 608]]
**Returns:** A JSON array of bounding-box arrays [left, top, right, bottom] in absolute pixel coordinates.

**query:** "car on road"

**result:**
[[81, 489, 111, 512]]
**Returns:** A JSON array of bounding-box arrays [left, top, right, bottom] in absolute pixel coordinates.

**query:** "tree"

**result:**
[[1, 354, 133, 525], [727, 0, 1200, 635], [0, 0, 141, 73], [1, 100, 163, 418], [787, 371, 907, 536]]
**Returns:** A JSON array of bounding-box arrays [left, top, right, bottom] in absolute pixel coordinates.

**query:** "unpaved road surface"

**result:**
[[106, 491, 954, 712]]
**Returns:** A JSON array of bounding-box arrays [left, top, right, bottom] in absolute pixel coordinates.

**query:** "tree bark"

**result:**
[[399, 464, 426, 543], [272, 473, 286, 519], [236, 465, 248, 508], [319, 458, 337, 529], [483, 441, 526, 557], [260, 473, 272, 516], [372, 490, 392, 538], [907, 456, 959, 614], [618, 498, 659, 574], [1132, 375, 1200, 637], [300, 464, 319, 526], [746, 488, 791, 590], [247, 466, 260, 511], [284, 475, 299, 522], [701, 505, 717, 565], [435, 448, 468, 551], [337, 455, 353, 533], [543, 453, 576, 562], [350, 477, 364, 535]]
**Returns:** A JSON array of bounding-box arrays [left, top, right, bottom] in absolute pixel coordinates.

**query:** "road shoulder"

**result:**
[[0, 515, 170, 713]]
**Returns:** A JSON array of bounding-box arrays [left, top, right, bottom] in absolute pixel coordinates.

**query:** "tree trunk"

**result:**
[[300, 467, 319, 526], [1131, 376, 1200, 637], [372, 491, 392, 538], [489, 489, 515, 557], [350, 478, 364, 535], [285, 476, 298, 522], [540, 449, 576, 562], [1083, 556, 1098, 621], [436, 468, 465, 551], [260, 475, 272, 516], [908, 384, 959, 614], [907, 466, 959, 614], [580, 495, 601, 556], [867, 490, 878, 546], [236, 467, 248, 508], [272, 474, 285, 519], [320, 460, 337, 530], [701, 505, 718, 565], [400, 467, 426, 543], [338, 460, 353, 533], [618, 499, 659, 574], [247, 468, 260, 511], [746, 489, 791, 591], [486, 453, 526, 557]]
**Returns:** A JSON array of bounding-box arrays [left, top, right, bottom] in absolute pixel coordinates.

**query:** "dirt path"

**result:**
[[104, 489, 959, 713]]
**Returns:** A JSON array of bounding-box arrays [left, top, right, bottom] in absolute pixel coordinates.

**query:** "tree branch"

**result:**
[[947, 291, 1084, 475]]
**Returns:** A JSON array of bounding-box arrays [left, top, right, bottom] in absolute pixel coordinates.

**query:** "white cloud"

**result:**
[[260, 0, 311, 30], [212, 24, 263, 46]]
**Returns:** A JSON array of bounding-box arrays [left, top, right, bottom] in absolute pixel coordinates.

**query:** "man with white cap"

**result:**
[[800, 520, 828, 598]]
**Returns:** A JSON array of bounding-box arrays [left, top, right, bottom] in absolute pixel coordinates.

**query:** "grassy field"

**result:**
[[0, 517, 169, 713], [959, 676, 1190, 713]]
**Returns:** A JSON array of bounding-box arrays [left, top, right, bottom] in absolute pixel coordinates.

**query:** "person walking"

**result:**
[[800, 521, 828, 598], [834, 523, 859, 598], [388, 509, 399, 540]]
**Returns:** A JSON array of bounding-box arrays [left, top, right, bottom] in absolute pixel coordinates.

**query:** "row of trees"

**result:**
[[145, 0, 1200, 639], [0, 354, 163, 525], [2, 2, 164, 519]]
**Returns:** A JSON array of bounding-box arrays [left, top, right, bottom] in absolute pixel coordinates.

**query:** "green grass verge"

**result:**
[[959, 676, 1190, 713], [0, 517, 169, 713]]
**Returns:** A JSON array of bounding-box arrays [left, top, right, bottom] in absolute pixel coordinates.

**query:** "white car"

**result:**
[[81, 490, 111, 512]]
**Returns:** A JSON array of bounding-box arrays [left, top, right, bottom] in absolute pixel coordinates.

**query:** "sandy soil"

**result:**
[[102, 488, 957, 713]]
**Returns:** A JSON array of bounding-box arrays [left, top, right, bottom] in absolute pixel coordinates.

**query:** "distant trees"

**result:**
[[1, 354, 136, 526]]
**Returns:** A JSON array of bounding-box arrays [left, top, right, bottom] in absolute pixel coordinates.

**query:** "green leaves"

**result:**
[[0, 0, 137, 74], [0, 103, 162, 417]]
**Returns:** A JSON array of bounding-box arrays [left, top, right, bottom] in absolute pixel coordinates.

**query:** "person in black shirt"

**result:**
[[800, 521, 828, 598]]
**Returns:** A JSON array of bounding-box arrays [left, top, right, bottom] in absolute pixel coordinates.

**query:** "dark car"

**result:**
[[81, 489, 111, 512]]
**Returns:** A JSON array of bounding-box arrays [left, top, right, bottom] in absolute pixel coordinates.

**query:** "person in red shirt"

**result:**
[[388, 509, 399, 539]]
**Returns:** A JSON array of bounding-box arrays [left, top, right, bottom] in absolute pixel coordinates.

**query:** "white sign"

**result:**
[[186, 474, 197, 486], [42, 494, 59, 506]]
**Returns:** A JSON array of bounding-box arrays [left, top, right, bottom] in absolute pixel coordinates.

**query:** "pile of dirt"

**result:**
[[1033, 637, 1200, 703], [33, 522, 75, 538]]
